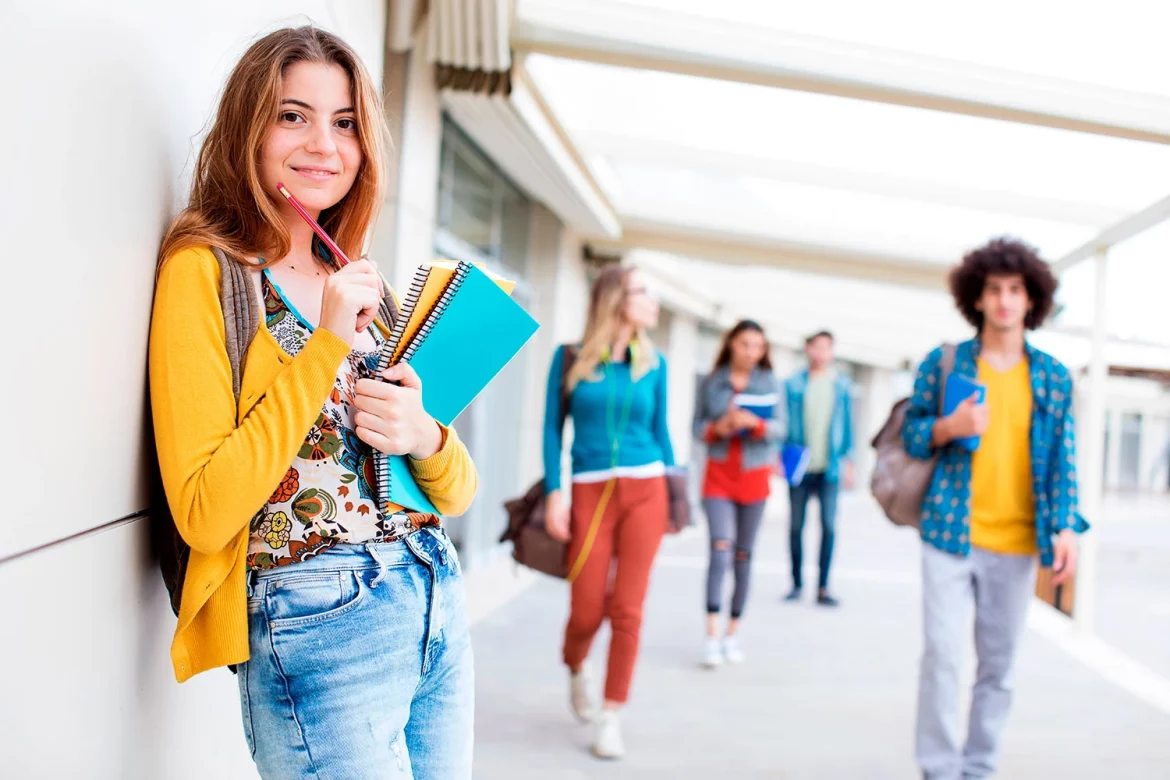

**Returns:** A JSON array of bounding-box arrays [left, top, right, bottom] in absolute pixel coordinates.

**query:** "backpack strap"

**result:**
[[211, 247, 261, 406], [558, 344, 579, 429], [938, 343, 956, 416]]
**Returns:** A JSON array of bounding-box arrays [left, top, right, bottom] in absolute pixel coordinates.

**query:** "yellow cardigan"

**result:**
[[149, 246, 478, 682]]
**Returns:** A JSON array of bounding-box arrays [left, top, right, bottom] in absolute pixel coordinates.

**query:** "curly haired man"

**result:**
[[902, 238, 1089, 780]]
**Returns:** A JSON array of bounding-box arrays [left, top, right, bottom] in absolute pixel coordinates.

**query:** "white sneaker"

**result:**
[[702, 637, 723, 669], [591, 709, 625, 759], [722, 635, 745, 664], [569, 664, 598, 723]]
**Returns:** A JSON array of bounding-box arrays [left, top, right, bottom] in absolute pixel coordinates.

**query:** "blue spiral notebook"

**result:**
[[374, 262, 539, 513], [407, 264, 539, 425], [781, 443, 810, 486], [942, 374, 986, 452]]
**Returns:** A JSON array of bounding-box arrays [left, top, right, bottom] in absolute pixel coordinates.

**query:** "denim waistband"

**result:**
[[249, 527, 452, 583]]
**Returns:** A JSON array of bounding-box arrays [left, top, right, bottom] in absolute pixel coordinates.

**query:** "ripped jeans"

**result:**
[[238, 528, 474, 780], [703, 498, 767, 619]]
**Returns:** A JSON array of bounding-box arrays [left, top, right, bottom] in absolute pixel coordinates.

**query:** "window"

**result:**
[[434, 119, 535, 567], [437, 120, 531, 276]]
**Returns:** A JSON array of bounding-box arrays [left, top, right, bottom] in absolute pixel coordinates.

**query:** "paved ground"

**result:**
[[470, 488, 1170, 779], [1095, 494, 1170, 680]]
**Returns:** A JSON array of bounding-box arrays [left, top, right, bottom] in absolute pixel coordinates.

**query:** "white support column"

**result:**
[[666, 311, 699, 466], [370, 30, 443, 291], [1104, 408, 1123, 491], [854, 366, 896, 492], [1076, 248, 1108, 635]]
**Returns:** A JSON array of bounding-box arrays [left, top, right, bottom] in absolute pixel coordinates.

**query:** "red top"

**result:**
[[701, 382, 772, 504]]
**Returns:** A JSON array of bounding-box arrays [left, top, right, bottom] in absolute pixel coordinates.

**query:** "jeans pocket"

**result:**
[[266, 570, 365, 628]]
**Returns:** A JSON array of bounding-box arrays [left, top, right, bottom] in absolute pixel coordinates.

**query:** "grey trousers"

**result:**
[[916, 544, 1036, 780], [703, 498, 767, 619]]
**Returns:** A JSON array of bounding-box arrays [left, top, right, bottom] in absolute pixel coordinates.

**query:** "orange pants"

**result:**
[[563, 475, 669, 704]]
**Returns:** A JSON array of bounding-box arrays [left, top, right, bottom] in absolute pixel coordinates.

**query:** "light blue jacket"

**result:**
[[784, 369, 854, 482]]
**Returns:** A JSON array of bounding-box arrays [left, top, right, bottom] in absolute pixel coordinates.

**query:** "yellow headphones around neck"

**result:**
[[602, 339, 641, 364]]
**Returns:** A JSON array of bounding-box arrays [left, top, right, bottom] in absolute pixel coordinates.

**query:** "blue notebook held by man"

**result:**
[[780, 443, 810, 486], [943, 374, 987, 451]]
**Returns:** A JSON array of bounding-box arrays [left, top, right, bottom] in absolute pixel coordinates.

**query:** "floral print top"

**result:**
[[247, 270, 438, 570]]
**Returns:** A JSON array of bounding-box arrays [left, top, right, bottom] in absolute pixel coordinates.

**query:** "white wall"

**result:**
[[518, 215, 590, 489], [372, 27, 444, 292], [852, 366, 898, 491], [1101, 378, 1170, 493], [1, 3, 386, 777]]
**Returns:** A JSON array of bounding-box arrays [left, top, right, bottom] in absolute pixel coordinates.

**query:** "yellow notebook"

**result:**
[[386, 261, 516, 365], [370, 260, 532, 515]]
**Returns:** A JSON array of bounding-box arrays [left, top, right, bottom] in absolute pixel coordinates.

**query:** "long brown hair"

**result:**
[[713, 319, 772, 371], [567, 265, 657, 390], [158, 26, 389, 268]]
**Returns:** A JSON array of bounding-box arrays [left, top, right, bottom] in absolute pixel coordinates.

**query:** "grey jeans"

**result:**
[[704, 498, 767, 619], [916, 544, 1036, 780]]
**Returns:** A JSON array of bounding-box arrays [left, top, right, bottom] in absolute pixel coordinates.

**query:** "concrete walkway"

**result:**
[[469, 490, 1170, 779]]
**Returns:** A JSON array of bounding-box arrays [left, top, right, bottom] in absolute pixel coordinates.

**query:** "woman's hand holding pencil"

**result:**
[[319, 260, 384, 345]]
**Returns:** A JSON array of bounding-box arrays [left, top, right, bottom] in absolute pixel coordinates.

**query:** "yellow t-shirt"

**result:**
[[969, 357, 1037, 555]]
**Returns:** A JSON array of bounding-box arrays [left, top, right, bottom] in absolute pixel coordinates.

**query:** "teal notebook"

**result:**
[[382, 452, 440, 515], [403, 263, 540, 426], [376, 262, 539, 513]]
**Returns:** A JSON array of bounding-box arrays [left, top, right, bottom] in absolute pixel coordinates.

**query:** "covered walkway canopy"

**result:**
[[413, 0, 1170, 635], [504, 0, 1170, 365]]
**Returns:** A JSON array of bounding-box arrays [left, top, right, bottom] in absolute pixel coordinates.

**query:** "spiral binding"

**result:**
[[373, 264, 430, 513], [374, 264, 431, 376], [399, 260, 471, 364]]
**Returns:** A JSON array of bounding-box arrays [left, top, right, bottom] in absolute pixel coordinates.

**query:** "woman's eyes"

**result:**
[[277, 113, 356, 133]]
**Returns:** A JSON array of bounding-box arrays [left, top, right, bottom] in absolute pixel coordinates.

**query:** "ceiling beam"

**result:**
[[582, 132, 1127, 227], [512, 2, 1170, 144], [1053, 193, 1170, 272], [600, 219, 950, 291]]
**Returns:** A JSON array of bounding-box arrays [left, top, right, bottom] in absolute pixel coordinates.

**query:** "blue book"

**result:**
[[380, 263, 539, 512], [731, 391, 777, 439], [733, 392, 778, 419], [943, 373, 987, 452], [781, 443, 810, 486]]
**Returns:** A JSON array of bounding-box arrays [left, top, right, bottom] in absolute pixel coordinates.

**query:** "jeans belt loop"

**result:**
[[368, 543, 389, 589]]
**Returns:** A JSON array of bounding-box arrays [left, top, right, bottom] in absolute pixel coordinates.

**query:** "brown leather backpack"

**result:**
[[500, 345, 576, 578], [870, 344, 955, 528]]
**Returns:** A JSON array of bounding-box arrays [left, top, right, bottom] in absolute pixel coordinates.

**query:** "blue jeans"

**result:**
[[239, 528, 474, 779], [788, 472, 839, 590]]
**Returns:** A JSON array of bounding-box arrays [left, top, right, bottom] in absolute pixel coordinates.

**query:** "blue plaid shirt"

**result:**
[[902, 339, 1089, 567]]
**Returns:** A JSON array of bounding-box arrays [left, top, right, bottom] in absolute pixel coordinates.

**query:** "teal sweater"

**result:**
[[543, 345, 675, 492]]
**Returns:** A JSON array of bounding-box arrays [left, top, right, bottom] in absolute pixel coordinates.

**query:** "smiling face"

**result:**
[[259, 61, 362, 218]]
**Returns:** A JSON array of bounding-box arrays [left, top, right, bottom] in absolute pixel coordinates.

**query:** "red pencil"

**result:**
[[276, 183, 352, 266]]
